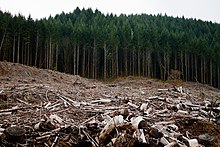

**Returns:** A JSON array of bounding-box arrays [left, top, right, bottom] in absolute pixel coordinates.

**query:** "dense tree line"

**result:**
[[0, 8, 220, 88]]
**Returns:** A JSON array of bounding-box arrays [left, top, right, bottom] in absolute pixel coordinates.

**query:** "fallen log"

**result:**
[[0, 106, 20, 113]]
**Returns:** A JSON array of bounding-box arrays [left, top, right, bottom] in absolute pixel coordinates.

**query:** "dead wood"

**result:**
[[0, 62, 220, 146], [0, 106, 21, 113], [5, 126, 25, 142]]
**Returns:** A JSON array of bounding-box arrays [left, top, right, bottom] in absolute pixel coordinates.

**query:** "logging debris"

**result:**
[[0, 62, 220, 146]]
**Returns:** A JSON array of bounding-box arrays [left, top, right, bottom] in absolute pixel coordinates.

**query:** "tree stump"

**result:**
[[5, 126, 25, 142]]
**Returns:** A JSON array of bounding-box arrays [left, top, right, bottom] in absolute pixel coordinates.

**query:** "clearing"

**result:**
[[0, 61, 219, 146]]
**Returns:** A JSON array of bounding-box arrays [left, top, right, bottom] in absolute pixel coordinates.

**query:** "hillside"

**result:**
[[0, 61, 220, 146]]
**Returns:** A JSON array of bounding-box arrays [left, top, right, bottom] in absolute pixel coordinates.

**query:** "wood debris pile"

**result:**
[[0, 80, 219, 147]]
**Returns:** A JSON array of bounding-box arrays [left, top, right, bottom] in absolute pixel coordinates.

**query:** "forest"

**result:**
[[0, 7, 220, 88]]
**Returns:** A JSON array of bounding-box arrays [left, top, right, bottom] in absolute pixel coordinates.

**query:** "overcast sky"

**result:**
[[0, 0, 219, 23]]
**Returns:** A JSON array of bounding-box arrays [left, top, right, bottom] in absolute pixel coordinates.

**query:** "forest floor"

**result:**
[[0, 61, 220, 146]]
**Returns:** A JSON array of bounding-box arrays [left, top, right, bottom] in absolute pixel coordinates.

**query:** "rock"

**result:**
[[198, 134, 214, 145]]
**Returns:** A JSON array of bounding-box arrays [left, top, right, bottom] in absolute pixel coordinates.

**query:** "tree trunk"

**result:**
[[210, 60, 213, 86], [200, 57, 204, 83], [128, 51, 131, 75], [142, 49, 145, 76], [132, 50, 135, 76], [55, 44, 58, 71], [34, 31, 39, 67], [158, 52, 163, 80], [148, 53, 152, 77], [137, 48, 141, 76], [194, 55, 198, 82], [115, 46, 118, 77], [45, 42, 47, 68], [82, 46, 85, 77], [2, 34, 8, 60], [73, 43, 76, 75], [203, 57, 206, 84], [162, 52, 166, 80], [174, 51, 177, 70], [92, 40, 96, 79], [104, 43, 107, 79], [24, 43, 27, 65], [167, 53, 170, 80], [124, 48, 128, 76], [112, 50, 115, 77], [180, 51, 184, 80], [76, 42, 80, 75], [12, 35, 16, 63], [0, 29, 7, 55], [27, 41, 30, 66], [147, 52, 151, 77], [87, 49, 90, 78], [218, 65, 220, 88], [17, 34, 20, 63], [21, 41, 25, 64], [184, 52, 188, 81], [190, 54, 193, 81], [163, 52, 167, 80], [49, 37, 52, 69]]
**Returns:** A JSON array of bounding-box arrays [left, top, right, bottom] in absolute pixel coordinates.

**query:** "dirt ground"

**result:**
[[0, 61, 220, 146]]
